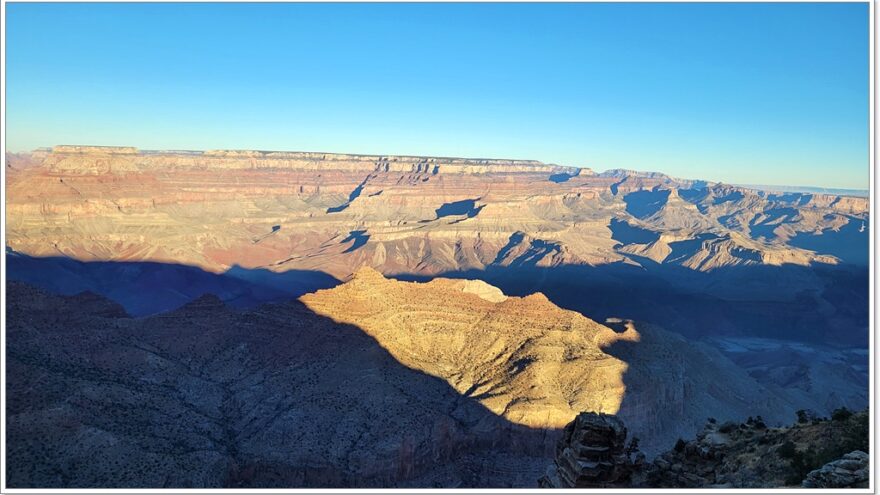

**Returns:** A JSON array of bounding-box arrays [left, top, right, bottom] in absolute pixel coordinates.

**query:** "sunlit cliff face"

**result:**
[[301, 267, 639, 429], [6, 146, 865, 281]]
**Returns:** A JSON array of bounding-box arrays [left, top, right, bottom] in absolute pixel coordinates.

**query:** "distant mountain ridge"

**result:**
[[6, 145, 867, 273], [734, 183, 869, 198], [8, 145, 865, 196]]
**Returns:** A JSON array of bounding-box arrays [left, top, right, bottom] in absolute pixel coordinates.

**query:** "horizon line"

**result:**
[[8, 143, 870, 194]]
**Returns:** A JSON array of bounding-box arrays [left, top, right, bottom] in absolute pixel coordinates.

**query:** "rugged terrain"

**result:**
[[6, 146, 868, 344], [301, 269, 869, 452], [542, 409, 869, 488], [7, 281, 554, 487], [7, 146, 866, 278], [4, 145, 870, 488], [4, 272, 864, 487]]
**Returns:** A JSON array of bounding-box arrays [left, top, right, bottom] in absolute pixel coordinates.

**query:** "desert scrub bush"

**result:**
[[840, 411, 869, 453], [742, 415, 767, 430], [796, 409, 811, 424], [777, 441, 796, 459], [832, 407, 853, 422], [783, 446, 839, 486], [782, 412, 869, 485]]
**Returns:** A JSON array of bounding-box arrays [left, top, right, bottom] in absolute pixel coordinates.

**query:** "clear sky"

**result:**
[[6, 2, 870, 189]]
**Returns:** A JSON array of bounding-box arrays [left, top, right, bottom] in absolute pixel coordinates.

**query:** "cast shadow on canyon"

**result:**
[[6, 249, 868, 346], [391, 259, 869, 347], [623, 189, 671, 219], [5, 249, 340, 317], [6, 278, 563, 488]]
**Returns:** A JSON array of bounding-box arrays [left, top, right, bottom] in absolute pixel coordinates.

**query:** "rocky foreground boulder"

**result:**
[[802, 451, 869, 488]]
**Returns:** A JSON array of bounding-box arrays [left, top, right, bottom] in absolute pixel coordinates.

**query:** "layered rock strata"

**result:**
[[538, 412, 643, 488]]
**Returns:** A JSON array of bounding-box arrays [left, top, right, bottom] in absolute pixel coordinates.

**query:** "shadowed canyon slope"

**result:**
[[7, 281, 556, 488], [5, 273, 838, 488]]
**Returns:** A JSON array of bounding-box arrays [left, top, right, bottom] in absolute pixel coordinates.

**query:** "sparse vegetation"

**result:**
[[625, 436, 641, 457], [781, 411, 868, 486], [649, 409, 869, 488], [832, 407, 853, 422], [777, 441, 796, 459]]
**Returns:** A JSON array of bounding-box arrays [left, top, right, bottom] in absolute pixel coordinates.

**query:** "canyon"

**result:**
[[3, 273, 850, 487], [7, 146, 867, 280], [6, 146, 869, 343], [4, 145, 870, 487]]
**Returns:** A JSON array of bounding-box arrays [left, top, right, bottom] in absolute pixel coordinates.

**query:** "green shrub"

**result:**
[[777, 441, 796, 459], [832, 407, 853, 422], [784, 446, 842, 486], [840, 411, 869, 453]]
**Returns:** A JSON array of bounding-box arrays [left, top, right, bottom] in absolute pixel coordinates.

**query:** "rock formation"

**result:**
[[5, 146, 866, 279], [538, 412, 643, 488], [301, 269, 813, 455], [8, 271, 850, 488], [301, 268, 637, 430], [802, 451, 869, 488], [3, 145, 870, 488], [5, 146, 868, 347]]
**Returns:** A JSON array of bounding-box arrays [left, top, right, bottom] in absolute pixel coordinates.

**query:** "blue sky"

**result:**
[[6, 3, 870, 189]]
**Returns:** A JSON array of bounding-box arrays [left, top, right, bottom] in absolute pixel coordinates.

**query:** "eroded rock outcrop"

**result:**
[[538, 412, 643, 488], [302, 269, 638, 430], [643, 418, 744, 488], [6, 145, 869, 353], [301, 269, 802, 454], [5, 146, 865, 280], [802, 451, 869, 488], [645, 411, 871, 488]]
